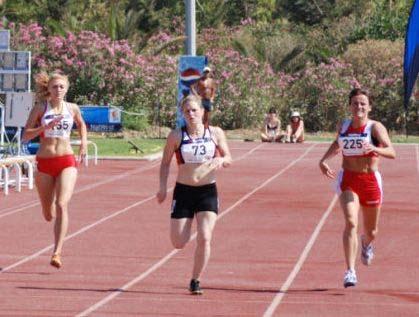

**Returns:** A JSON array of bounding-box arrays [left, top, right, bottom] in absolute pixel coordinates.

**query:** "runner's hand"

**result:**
[[78, 143, 87, 164], [156, 189, 166, 203], [363, 141, 376, 155], [44, 115, 64, 129], [319, 161, 335, 179], [209, 157, 225, 170]]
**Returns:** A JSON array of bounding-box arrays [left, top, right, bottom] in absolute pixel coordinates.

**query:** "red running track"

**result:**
[[0, 141, 418, 316]]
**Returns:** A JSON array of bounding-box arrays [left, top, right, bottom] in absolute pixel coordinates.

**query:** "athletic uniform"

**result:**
[[336, 119, 382, 207], [36, 101, 77, 177], [267, 122, 278, 137], [171, 127, 221, 219]]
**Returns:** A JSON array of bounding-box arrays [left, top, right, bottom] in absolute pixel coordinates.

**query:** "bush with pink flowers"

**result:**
[[10, 22, 178, 128], [6, 22, 416, 133]]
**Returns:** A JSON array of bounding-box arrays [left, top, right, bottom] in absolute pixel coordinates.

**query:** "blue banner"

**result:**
[[404, 0, 419, 109], [177, 55, 208, 127], [80, 105, 122, 132]]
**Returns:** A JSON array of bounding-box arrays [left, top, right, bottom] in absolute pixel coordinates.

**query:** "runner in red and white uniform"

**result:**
[[319, 88, 396, 288], [157, 94, 232, 295], [23, 72, 87, 269]]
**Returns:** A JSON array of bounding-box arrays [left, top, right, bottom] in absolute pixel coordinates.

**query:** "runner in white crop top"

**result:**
[[157, 94, 232, 295], [319, 88, 396, 289], [22, 72, 87, 270], [337, 119, 377, 157], [175, 127, 220, 164], [41, 101, 74, 138]]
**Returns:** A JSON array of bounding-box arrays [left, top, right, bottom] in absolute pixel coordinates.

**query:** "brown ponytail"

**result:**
[[34, 72, 50, 102]]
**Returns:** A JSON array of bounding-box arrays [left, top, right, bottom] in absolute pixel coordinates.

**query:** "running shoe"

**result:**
[[50, 254, 62, 269], [361, 240, 374, 266], [189, 279, 203, 295], [343, 269, 357, 288]]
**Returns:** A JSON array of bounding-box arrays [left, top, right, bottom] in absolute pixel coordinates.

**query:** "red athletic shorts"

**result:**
[[36, 155, 77, 177], [336, 169, 382, 207]]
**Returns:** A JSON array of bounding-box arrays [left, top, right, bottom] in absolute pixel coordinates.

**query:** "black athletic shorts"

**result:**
[[171, 182, 218, 219]]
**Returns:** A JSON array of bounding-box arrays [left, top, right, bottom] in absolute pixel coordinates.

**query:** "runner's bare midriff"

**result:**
[[37, 138, 74, 158], [177, 163, 217, 186], [342, 156, 379, 173]]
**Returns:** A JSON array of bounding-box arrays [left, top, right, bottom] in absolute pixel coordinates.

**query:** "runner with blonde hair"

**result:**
[[157, 94, 232, 295], [23, 71, 87, 269]]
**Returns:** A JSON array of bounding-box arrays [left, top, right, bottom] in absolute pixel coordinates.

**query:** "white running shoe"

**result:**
[[343, 269, 357, 288], [361, 239, 374, 266]]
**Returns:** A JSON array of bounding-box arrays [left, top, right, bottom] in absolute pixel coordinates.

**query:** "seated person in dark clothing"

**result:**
[[260, 108, 284, 142]]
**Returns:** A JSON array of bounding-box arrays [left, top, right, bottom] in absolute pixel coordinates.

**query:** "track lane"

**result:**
[[75, 144, 329, 316], [0, 142, 266, 315], [271, 144, 419, 316], [1, 143, 417, 316]]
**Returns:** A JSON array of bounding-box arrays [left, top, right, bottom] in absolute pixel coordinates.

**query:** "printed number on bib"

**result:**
[[341, 136, 366, 156], [342, 138, 363, 150], [55, 120, 70, 130], [192, 144, 206, 156]]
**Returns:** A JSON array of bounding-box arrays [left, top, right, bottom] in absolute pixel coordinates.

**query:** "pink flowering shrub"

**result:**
[[10, 22, 178, 128], [285, 58, 354, 131], [7, 22, 413, 132], [200, 27, 297, 129]]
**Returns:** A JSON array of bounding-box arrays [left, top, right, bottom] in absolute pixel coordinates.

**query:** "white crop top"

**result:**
[[40, 101, 74, 139], [175, 127, 220, 164], [337, 119, 375, 157]]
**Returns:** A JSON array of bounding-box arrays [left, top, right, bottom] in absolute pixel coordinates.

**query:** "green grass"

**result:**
[[86, 131, 418, 157], [389, 134, 419, 144], [88, 136, 165, 157]]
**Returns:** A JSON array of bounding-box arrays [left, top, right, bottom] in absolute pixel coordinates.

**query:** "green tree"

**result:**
[[278, 0, 335, 25], [350, 0, 412, 41]]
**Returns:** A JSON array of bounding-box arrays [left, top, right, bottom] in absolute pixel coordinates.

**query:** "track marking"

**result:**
[[0, 193, 163, 273], [263, 194, 338, 317], [75, 144, 316, 317], [0, 161, 160, 219], [233, 143, 264, 161], [0, 144, 263, 218], [0, 143, 264, 219], [0, 200, 39, 213], [0, 143, 264, 273]]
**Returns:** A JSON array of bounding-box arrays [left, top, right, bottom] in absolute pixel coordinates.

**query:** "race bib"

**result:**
[[181, 141, 215, 163], [44, 114, 72, 138], [339, 135, 367, 156]]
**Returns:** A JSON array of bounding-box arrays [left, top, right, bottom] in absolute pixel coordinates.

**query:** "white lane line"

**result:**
[[234, 143, 265, 161], [75, 144, 317, 317], [1, 143, 264, 273], [0, 200, 39, 213], [0, 162, 161, 219], [263, 194, 339, 317], [0, 194, 162, 273], [0, 142, 263, 219]]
